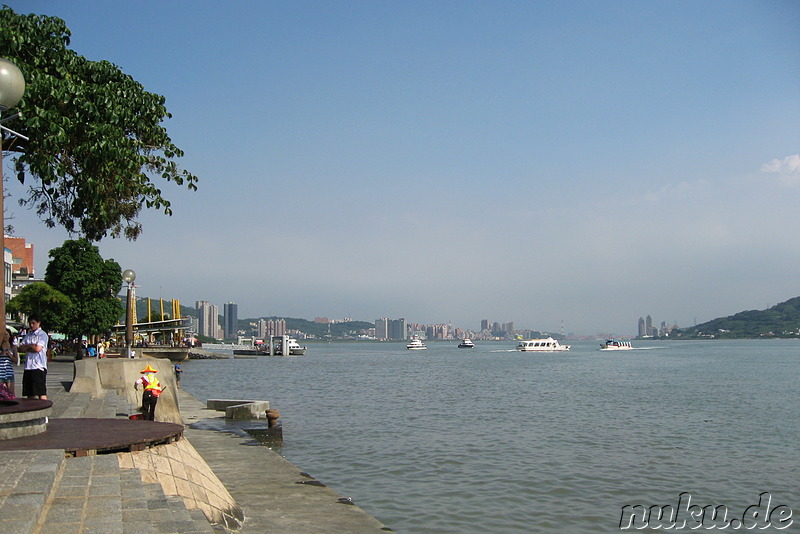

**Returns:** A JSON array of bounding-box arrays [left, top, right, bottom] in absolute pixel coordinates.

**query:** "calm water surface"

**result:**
[[182, 340, 800, 532]]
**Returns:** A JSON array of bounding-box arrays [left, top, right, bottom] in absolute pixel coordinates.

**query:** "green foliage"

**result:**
[[0, 6, 198, 241], [678, 297, 800, 338], [44, 238, 124, 339], [7, 281, 71, 331]]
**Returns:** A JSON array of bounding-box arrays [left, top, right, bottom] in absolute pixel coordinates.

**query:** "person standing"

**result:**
[[0, 329, 19, 398], [134, 364, 162, 421], [174, 362, 182, 389], [18, 316, 49, 400]]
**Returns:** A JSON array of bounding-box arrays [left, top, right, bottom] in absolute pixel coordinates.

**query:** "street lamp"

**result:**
[[0, 57, 26, 336], [122, 269, 136, 358]]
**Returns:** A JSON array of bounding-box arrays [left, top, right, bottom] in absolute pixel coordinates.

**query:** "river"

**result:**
[[182, 339, 800, 532]]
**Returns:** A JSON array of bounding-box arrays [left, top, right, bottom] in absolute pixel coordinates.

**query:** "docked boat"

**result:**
[[457, 338, 475, 348], [286, 338, 307, 355], [407, 337, 427, 350], [516, 337, 570, 352], [600, 339, 633, 350]]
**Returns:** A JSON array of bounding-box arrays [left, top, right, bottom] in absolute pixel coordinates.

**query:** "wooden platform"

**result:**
[[0, 398, 52, 415], [0, 418, 184, 457]]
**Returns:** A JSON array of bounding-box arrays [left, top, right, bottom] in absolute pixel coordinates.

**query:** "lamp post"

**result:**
[[0, 58, 26, 336], [122, 269, 136, 358]]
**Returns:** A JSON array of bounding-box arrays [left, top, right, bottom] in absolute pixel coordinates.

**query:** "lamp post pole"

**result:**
[[0, 57, 26, 335], [122, 269, 136, 358]]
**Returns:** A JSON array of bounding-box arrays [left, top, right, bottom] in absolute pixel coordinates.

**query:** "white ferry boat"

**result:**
[[457, 338, 475, 348], [600, 339, 633, 350], [516, 337, 570, 352], [407, 337, 427, 350], [286, 338, 307, 355]]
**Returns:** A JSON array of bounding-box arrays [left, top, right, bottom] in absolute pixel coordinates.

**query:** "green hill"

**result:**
[[239, 317, 375, 340], [677, 297, 800, 338]]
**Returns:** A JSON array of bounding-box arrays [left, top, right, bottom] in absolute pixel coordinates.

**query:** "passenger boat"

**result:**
[[457, 338, 475, 348], [406, 337, 427, 350], [600, 339, 633, 350], [516, 337, 570, 352], [286, 338, 307, 355]]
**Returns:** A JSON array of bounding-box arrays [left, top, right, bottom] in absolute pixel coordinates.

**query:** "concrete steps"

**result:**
[[29, 454, 217, 534], [0, 362, 218, 534]]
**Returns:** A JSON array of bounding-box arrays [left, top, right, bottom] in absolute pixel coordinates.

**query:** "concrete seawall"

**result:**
[[3, 357, 392, 533]]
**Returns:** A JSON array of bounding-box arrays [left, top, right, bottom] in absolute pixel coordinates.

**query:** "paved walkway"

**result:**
[[0, 358, 391, 533]]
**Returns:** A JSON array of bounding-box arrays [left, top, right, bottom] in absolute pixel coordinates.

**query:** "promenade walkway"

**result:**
[[0, 357, 391, 533]]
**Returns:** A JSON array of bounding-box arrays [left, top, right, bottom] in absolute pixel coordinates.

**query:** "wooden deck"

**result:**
[[0, 418, 184, 456]]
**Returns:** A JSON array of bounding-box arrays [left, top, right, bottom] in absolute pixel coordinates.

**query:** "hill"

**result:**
[[239, 317, 375, 340], [677, 297, 800, 338]]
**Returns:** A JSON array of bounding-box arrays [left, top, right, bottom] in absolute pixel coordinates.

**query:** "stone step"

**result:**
[[31, 454, 216, 534], [0, 450, 64, 534]]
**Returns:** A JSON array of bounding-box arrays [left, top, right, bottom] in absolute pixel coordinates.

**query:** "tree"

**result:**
[[0, 7, 198, 241], [44, 239, 124, 341], [6, 281, 71, 331]]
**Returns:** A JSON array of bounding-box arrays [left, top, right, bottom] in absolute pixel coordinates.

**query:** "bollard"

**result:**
[[266, 409, 281, 428]]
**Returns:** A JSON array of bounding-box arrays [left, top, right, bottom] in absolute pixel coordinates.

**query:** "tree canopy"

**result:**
[[0, 6, 197, 241], [43, 239, 124, 340], [6, 281, 71, 331]]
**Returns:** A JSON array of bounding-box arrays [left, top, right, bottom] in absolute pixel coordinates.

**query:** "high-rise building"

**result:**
[[266, 318, 286, 336], [389, 318, 407, 340], [638, 317, 646, 337], [375, 318, 389, 340], [256, 318, 268, 339], [646, 315, 653, 337], [223, 302, 238, 340], [196, 301, 221, 339]]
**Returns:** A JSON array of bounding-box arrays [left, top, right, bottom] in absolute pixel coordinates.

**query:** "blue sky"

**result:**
[[4, 1, 799, 336]]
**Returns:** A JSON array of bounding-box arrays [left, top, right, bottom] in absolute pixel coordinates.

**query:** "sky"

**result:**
[[2, 1, 799, 336]]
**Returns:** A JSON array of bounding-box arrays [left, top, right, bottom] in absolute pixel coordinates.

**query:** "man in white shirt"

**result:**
[[18, 315, 49, 400]]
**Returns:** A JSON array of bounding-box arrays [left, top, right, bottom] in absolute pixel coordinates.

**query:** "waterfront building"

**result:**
[[375, 317, 408, 340], [389, 318, 407, 340], [256, 318, 268, 339], [638, 317, 646, 337], [375, 318, 389, 340], [196, 301, 222, 340], [264, 318, 286, 337], [223, 302, 238, 340]]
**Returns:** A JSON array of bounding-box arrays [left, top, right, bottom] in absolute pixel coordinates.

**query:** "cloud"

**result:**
[[761, 154, 800, 185]]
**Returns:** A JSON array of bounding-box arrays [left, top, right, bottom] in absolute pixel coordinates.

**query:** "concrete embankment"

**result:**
[[177, 389, 392, 532], [0, 357, 391, 533]]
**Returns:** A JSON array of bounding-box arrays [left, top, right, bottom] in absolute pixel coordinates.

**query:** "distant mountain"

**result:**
[[677, 297, 800, 338]]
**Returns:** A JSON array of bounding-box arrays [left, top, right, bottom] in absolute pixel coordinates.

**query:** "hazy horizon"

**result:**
[[5, 1, 799, 337]]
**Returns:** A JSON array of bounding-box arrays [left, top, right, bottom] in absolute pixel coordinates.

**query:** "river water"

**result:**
[[181, 339, 800, 532]]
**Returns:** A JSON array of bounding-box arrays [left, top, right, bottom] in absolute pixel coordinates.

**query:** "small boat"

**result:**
[[600, 339, 633, 350], [516, 337, 570, 352], [286, 338, 307, 355], [457, 338, 475, 348], [407, 337, 427, 350]]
